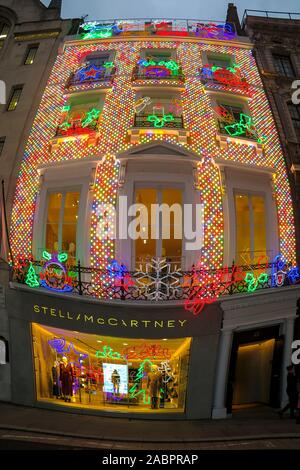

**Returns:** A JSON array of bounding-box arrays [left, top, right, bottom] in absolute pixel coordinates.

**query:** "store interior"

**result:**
[[31, 323, 191, 413]]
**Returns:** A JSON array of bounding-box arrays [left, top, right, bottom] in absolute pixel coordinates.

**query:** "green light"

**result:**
[[42, 251, 52, 261], [95, 345, 122, 359], [224, 113, 254, 138], [25, 262, 40, 288], [103, 62, 114, 68], [58, 253, 68, 263], [81, 108, 101, 128], [245, 272, 268, 292], [147, 114, 175, 128]]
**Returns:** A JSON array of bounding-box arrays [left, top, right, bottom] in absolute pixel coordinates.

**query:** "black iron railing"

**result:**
[[132, 65, 185, 83], [134, 114, 184, 130], [55, 119, 99, 137], [66, 67, 116, 89], [12, 258, 300, 302]]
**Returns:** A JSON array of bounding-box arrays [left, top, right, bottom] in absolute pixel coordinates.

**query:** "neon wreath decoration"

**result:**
[[40, 251, 74, 293]]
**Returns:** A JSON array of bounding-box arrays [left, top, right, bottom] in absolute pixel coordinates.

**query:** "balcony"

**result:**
[[77, 19, 237, 42], [12, 257, 300, 308], [214, 107, 264, 154], [132, 63, 185, 88], [51, 112, 101, 150], [199, 64, 252, 97], [65, 63, 116, 93], [129, 113, 188, 144]]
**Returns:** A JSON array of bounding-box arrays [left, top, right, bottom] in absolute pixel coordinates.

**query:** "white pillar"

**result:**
[[212, 329, 233, 419], [281, 317, 295, 407]]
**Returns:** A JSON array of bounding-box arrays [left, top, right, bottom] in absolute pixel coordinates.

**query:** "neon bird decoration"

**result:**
[[48, 338, 88, 358]]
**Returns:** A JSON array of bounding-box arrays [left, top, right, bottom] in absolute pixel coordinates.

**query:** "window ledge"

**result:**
[[128, 127, 189, 144], [215, 132, 264, 155], [50, 131, 99, 151]]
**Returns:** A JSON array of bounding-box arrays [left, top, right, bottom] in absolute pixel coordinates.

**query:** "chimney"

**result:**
[[226, 3, 243, 36], [48, 0, 62, 15]]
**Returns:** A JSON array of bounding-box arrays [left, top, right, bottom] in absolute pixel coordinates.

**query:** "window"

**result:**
[[288, 103, 300, 137], [135, 187, 183, 269], [273, 54, 295, 78], [0, 21, 10, 48], [86, 53, 110, 67], [32, 322, 191, 413], [7, 86, 23, 111], [24, 45, 38, 65], [207, 54, 231, 68], [235, 193, 267, 265], [45, 190, 80, 259], [0, 137, 5, 155]]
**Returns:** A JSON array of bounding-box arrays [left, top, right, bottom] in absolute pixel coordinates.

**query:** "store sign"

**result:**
[[33, 304, 187, 330]]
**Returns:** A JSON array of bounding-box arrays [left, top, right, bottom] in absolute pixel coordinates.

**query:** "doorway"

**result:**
[[226, 326, 283, 412]]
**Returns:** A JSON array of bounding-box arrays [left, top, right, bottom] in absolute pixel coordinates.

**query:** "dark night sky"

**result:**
[[41, 0, 300, 21]]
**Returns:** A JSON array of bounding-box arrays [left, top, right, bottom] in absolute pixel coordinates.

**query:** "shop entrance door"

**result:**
[[226, 326, 282, 411]]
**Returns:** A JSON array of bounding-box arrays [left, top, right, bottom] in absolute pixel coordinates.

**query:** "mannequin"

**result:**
[[147, 364, 162, 409], [59, 356, 74, 402], [111, 369, 121, 395], [51, 360, 60, 398]]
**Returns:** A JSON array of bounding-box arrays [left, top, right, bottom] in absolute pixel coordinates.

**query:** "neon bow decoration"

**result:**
[[95, 345, 122, 360], [147, 114, 175, 128], [244, 272, 268, 292], [40, 251, 74, 293]]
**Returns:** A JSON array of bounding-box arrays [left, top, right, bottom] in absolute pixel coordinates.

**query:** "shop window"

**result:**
[[135, 187, 183, 269], [32, 323, 191, 413], [45, 190, 80, 260], [24, 45, 39, 65], [7, 85, 23, 111], [234, 192, 267, 265], [273, 54, 295, 78]]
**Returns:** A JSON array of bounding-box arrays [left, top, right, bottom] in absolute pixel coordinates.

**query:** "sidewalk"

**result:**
[[0, 403, 300, 443]]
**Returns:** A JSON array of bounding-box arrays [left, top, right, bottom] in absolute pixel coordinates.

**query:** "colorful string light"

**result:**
[[9, 36, 296, 286]]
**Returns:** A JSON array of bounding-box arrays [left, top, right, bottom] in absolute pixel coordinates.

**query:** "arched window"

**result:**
[[0, 20, 10, 48]]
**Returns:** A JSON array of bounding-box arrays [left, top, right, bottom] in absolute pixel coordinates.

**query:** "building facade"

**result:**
[[2, 17, 300, 419], [0, 0, 79, 401]]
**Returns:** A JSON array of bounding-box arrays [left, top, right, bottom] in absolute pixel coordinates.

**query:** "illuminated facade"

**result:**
[[4, 18, 300, 419]]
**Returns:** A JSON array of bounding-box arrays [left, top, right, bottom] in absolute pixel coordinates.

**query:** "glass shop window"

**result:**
[[32, 323, 191, 413], [273, 54, 295, 78], [0, 21, 10, 48], [235, 192, 267, 265], [135, 187, 183, 270], [45, 190, 80, 260]]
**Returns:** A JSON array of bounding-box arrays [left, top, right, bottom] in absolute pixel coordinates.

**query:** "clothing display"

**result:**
[[147, 370, 163, 409], [60, 361, 74, 401], [51, 364, 60, 398], [111, 369, 121, 395]]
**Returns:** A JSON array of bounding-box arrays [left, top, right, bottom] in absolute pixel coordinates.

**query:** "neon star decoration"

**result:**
[[147, 114, 175, 128], [74, 62, 114, 83]]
